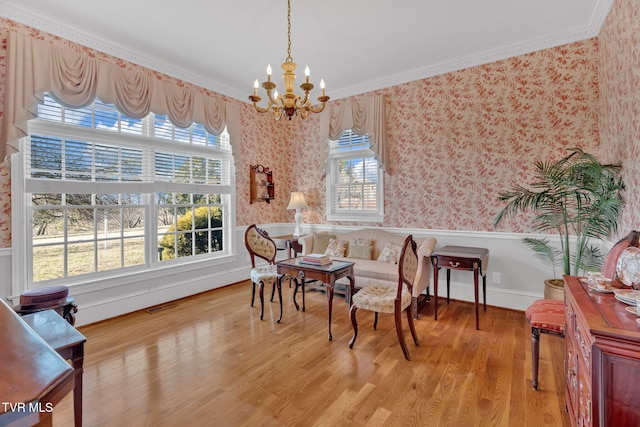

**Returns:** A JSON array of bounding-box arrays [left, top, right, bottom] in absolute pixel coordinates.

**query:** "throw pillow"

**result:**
[[377, 242, 402, 264], [313, 232, 336, 254], [325, 238, 348, 257], [348, 238, 373, 260]]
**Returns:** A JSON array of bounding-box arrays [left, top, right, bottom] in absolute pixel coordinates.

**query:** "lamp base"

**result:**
[[293, 209, 302, 237]]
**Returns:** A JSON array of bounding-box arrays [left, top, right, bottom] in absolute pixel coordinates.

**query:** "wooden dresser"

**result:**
[[564, 275, 640, 426]]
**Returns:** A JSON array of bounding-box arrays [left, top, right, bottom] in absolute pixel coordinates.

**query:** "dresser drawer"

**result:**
[[574, 313, 593, 372]]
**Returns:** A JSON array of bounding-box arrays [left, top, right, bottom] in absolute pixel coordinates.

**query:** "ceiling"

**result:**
[[1, 0, 613, 103]]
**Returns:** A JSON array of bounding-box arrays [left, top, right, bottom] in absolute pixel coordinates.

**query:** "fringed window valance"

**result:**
[[1, 31, 241, 163], [319, 95, 389, 175]]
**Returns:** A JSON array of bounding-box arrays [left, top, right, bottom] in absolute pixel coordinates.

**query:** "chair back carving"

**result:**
[[398, 235, 418, 299], [244, 224, 277, 267]]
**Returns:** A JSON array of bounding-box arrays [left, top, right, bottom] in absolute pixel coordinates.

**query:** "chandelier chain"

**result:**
[[286, 0, 292, 62]]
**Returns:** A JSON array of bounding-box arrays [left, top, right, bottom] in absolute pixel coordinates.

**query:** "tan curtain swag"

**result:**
[[1, 31, 241, 164], [318, 95, 389, 175]]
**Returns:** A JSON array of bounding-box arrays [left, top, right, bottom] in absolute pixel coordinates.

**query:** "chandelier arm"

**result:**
[[300, 92, 311, 106], [266, 89, 279, 106], [252, 102, 271, 114], [307, 103, 328, 114]]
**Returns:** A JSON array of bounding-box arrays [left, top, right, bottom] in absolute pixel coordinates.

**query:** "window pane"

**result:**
[[65, 105, 93, 127], [174, 126, 190, 143], [94, 105, 119, 131], [123, 207, 145, 235], [68, 242, 95, 276], [32, 207, 63, 237], [192, 123, 207, 146], [154, 114, 174, 140], [37, 95, 63, 122], [124, 237, 146, 267], [33, 245, 65, 282], [30, 135, 62, 179]]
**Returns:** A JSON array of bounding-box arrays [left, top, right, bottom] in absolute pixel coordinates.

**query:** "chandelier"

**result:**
[[249, 0, 329, 120]]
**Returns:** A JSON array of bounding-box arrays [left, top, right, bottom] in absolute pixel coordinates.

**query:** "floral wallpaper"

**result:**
[[0, 159, 9, 246], [598, 0, 640, 241], [288, 41, 602, 233], [1, 1, 639, 248]]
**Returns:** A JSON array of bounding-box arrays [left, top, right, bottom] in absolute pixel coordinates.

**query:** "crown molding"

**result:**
[[1, 0, 614, 103], [330, 0, 614, 100]]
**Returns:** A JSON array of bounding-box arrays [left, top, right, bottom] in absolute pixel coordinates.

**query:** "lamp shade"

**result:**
[[287, 192, 308, 210]]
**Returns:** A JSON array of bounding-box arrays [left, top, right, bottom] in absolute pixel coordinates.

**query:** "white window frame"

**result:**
[[12, 96, 235, 292], [325, 130, 384, 222]]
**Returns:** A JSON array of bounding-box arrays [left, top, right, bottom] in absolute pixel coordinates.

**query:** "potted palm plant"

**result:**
[[493, 147, 625, 299]]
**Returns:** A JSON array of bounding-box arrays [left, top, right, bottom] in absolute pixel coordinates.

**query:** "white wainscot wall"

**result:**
[[0, 224, 295, 327], [298, 225, 564, 313], [1, 223, 590, 327]]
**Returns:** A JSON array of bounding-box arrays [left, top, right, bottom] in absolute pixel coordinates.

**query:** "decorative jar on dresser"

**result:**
[[564, 275, 640, 426]]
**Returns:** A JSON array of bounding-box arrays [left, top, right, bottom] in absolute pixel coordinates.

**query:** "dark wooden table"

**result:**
[[273, 234, 303, 258], [0, 299, 74, 427], [23, 309, 87, 427], [276, 258, 355, 341], [431, 245, 489, 330]]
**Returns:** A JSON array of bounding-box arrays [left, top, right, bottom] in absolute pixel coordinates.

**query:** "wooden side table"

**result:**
[[23, 309, 87, 427], [431, 245, 489, 330], [273, 234, 302, 258]]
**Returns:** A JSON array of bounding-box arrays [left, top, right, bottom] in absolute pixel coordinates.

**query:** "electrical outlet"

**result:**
[[493, 272, 501, 284]]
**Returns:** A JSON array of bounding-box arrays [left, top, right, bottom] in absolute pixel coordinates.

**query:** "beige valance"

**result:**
[[319, 95, 389, 175], [1, 31, 241, 163]]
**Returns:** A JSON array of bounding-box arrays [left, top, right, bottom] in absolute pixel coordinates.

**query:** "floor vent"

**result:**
[[146, 303, 178, 314]]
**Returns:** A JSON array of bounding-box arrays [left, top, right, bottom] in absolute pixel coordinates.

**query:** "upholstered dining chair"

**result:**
[[349, 235, 420, 360], [244, 224, 283, 323]]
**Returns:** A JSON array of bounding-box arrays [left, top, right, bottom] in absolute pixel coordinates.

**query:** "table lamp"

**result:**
[[287, 192, 308, 237]]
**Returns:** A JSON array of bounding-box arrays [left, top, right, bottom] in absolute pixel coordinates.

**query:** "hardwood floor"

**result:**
[[52, 281, 570, 426]]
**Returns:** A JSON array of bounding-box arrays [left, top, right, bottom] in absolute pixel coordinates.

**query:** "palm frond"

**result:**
[[495, 147, 625, 276], [522, 237, 562, 278]]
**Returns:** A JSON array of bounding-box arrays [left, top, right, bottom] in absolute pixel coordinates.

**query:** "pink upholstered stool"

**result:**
[[15, 285, 78, 325], [525, 299, 565, 390]]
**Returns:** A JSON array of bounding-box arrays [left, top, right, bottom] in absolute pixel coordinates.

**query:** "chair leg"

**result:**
[[259, 281, 265, 320], [532, 327, 540, 390], [349, 304, 359, 349], [373, 312, 379, 330], [270, 281, 276, 302], [251, 281, 256, 307], [276, 280, 283, 323], [406, 307, 419, 346], [394, 306, 410, 361]]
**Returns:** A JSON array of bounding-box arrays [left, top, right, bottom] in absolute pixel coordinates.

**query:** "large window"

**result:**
[[326, 130, 384, 222], [18, 94, 233, 286]]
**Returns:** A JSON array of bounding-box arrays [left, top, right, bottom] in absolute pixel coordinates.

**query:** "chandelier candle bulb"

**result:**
[[253, 80, 259, 96]]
